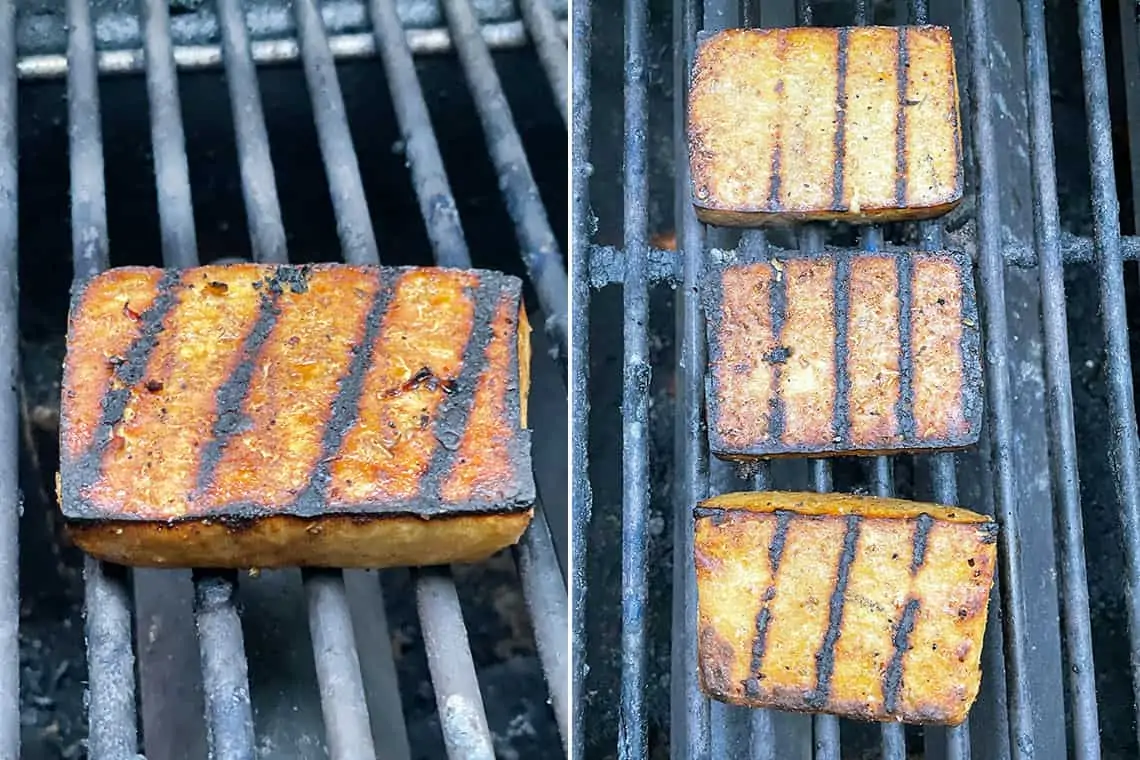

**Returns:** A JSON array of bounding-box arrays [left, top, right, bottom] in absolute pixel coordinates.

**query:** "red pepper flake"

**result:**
[[122, 302, 141, 321], [205, 281, 229, 296], [145, 379, 164, 393]]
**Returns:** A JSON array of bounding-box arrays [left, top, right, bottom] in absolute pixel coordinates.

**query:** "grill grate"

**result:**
[[573, 0, 1140, 757], [2, 0, 576, 757]]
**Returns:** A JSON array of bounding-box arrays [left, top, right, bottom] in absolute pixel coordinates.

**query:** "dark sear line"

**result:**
[[910, 513, 935, 575], [743, 510, 796, 697], [767, 30, 787, 211], [832, 28, 849, 211], [77, 269, 184, 489], [832, 252, 852, 446], [882, 596, 921, 714], [292, 270, 398, 515], [419, 277, 504, 503], [807, 513, 862, 709], [894, 27, 909, 208], [194, 267, 299, 498], [768, 261, 788, 442], [895, 254, 916, 439]]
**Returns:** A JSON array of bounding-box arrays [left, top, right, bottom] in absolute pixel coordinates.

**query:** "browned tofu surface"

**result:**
[[688, 26, 962, 226], [58, 264, 535, 568], [705, 249, 981, 459], [695, 491, 997, 725]]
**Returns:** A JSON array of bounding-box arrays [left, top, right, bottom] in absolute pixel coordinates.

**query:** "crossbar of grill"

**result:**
[[573, 0, 1130, 757], [58, 0, 568, 756]]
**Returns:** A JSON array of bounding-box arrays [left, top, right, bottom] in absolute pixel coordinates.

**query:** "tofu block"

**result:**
[[58, 264, 535, 569], [687, 26, 963, 226], [704, 249, 982, 459], [695, 491, 997, 725]]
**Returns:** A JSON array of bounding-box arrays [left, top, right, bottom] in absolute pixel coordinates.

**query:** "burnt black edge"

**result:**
[[832, 28, 849, 211], [703, 264, 728, 454], [978, 521, 999, 544], [420, 276, 505, 503], [292, 269, 398, 514], [946, 30, 965, 199], [882, 596, 921, 714], [895, 253, 917, 439], [505, 281, 538, 507], [61, 269, 184, 509], [808, 513, 861, 709], [833, 252, 852, 445], [63, 496, 535, 530], [769, 257, 788, 442], [956, 252, 984, 436], [895, 27, 909, 208], [910, 512, 935, 575], [194, 267, 293, 497]]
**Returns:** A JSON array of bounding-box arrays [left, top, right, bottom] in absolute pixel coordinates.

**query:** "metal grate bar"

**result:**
[[142, 0, 199, 267], [18, 21, 565, 82], [368, 0, 569, 746], [294, 4, 508, 755], [415, 568, 497, 760], [672, 0, 712, 753], [1075, 0, 1140, 747], [1019, 0, 1101, 755], [67, 0, 141, 754], [217, 0, 289, 265], [306, 570, 378, 758], [514, 501, 570, 745], [294, 0, 379, 266], [441, 0, 570, 359], [194, 571, 257, 758], [964, 0, 1036, 754], [140, 0, 259, 755], [619, 0, 652, 755], [518, 0, 568, 124], [570, 0, 593, 755]]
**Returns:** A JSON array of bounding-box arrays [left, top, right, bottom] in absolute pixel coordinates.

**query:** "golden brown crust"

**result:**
[[59, 264, 534, 569], [694, 491, 997, 725], [705, 250, 982, 459], [688, 26, 963, 226]]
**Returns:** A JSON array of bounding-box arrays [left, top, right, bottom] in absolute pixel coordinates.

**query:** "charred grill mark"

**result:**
[[768, 262, 788, 441], [833, 253, 852, 445], [420, 278, 502, 502], [769, 510, 793, 573], [768, 31, 787, 210], [293, 270, 397, 515], [744, 511, 796, 694], [895, 28, 909, 208], [910, 513, 934, 575], [808, 513, 861, 709], [958, 256, 983, 436], [896, 255, 916, 439], [883, 597, 921, 714], [72, 269, 183, 494], [195, 268, 288, 497], [832, 28, 849, 211]]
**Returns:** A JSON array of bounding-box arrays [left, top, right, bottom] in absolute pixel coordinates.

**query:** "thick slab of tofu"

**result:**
[[695, 491, 997, 725], [688, 26, 963, 226], [58, 264, 534, 568], [705, 249, 982, 459]]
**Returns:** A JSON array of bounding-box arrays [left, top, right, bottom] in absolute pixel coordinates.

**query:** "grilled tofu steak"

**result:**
[[705, 249, 982, 459], [58, 264, 535, 569], [695, 491, 997, 725], [688, 26, 963, 226]]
